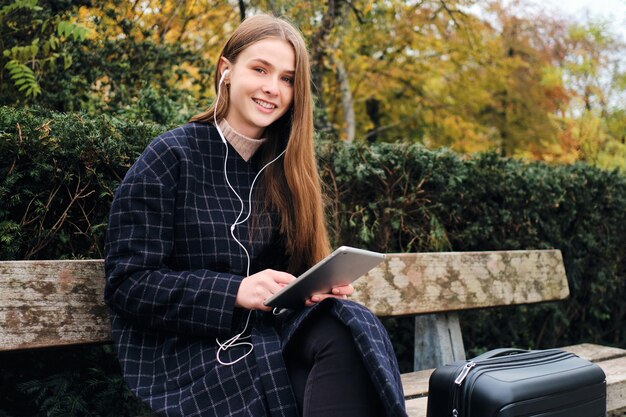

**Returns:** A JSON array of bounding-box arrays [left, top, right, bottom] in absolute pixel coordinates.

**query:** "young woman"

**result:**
[[104, 14, 407, 417]]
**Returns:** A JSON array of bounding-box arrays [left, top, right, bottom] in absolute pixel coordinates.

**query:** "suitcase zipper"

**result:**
[[454, 362, 476, 385], [451, 350, 574, 417], [452, 361, 476, 416]]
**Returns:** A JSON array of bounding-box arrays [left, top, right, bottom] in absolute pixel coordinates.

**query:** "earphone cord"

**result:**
[[213, 71, 286, 366]]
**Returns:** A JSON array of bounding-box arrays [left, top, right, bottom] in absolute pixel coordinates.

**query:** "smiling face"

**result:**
[[220, 38, 296, 139]]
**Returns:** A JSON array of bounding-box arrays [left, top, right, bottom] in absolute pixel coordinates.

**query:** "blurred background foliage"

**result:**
[[1, 0, 625, 168], [1, 0, 625, 415]]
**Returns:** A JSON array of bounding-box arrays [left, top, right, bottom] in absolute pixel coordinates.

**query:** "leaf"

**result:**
[[57, 20, 90, 41], [4, 60, 41, 97], [0, 0, 42, 19], [63, 54, 72, 70]]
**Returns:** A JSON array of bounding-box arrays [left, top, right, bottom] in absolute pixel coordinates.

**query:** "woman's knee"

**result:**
[[290, 311, 358, 361]]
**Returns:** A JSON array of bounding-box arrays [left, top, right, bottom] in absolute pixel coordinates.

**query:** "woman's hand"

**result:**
[[235, 269, 296, 311], [306, 284, 355, 305]]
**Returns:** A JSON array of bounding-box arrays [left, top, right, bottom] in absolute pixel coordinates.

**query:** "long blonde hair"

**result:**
[[190, 14, 330, 273]]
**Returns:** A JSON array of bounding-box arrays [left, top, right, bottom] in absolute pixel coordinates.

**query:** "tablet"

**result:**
[[263, 246, 386, 309]]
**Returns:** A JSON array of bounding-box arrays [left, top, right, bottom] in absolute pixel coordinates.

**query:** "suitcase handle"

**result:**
[[472, 348, 530, 361]]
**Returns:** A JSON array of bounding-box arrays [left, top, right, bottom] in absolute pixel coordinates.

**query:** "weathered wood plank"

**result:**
[[405, 397, 428, 417], [352, 250, 569, 316], [401, 368, 433, 400], [602, 356, 626, 412], [0, 260, 109, 351], [561, 343, 626, 362], [413, 313, 465, 370], [0, 250, 568, 350]]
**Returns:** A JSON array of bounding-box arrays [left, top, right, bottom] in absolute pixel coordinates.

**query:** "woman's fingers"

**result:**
[[331, 284, 354, 296], [237, 273, 354, 309], [309, 284, 354, 303], [269, 270, 297, 285], [262, 270, 295, 294], [235, 269, 296, 310], [309, 293, 347, 302]]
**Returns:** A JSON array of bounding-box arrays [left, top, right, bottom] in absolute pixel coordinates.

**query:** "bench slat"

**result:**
[[0, 260, 109, 351], [0, 259, 622, 415], [602, 356, 626, 412], [0, 250, 568, 350], [401, 368, 433, 399], [405, 397, 428, 416], [561, 343, 626, 362], [352, 250, 569, 316]]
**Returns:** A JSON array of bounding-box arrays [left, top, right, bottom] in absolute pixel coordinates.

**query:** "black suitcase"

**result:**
[[426, 348, 606, 417]]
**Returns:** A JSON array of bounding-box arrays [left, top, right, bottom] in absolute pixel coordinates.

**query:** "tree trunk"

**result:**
[[310, 0, 344, 106], [335, 57, 355, 142]]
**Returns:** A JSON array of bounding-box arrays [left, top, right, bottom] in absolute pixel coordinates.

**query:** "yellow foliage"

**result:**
[[11, 0, 623, 170]]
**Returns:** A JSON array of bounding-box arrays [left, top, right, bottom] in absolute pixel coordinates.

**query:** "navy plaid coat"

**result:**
[[104, 123, 408, 417]]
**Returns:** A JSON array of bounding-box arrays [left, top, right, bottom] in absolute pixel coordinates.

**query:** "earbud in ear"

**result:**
[[219, 69, 230, 85]]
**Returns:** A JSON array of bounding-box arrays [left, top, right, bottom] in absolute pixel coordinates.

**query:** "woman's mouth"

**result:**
[[253, 98, 277, 110]]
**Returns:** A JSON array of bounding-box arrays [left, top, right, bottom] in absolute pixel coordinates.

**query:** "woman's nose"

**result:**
[[262, 77, 279, 95]]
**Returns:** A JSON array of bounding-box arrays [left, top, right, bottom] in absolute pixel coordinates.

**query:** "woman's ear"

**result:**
[[218, 57, 232, 83]]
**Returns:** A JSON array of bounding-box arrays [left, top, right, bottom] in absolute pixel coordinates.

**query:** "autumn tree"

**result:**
[[559, 19, 626, 169], [2, 0, 624, 169]]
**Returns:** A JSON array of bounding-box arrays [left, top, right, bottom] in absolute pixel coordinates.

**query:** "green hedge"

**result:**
[[0, 106, 166, 260], [1, 106, 625, 416]]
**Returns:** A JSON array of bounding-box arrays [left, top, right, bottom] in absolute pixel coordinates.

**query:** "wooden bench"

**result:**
[[1, 250, 625, 416]]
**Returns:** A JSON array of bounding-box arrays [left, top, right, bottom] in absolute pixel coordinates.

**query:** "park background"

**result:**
[[1, 0, 625, 415]]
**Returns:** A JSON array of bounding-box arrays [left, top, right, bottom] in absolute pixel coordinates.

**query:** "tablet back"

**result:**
[[264, 246, 385, 309]]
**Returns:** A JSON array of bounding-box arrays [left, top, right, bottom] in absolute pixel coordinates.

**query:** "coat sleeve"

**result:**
[[104, 139, 244, 339]]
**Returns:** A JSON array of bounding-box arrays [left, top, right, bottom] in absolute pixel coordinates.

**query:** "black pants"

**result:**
[[283, 312, 384, 417]]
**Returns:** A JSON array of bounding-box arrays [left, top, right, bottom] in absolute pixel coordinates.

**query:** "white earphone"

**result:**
[[213, 65, 286, 366], [219, 69, 230, 85]]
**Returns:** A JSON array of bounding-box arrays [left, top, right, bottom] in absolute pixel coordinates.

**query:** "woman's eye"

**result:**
[[254, 67, 266, 74], [282, 76, 294, 85]]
